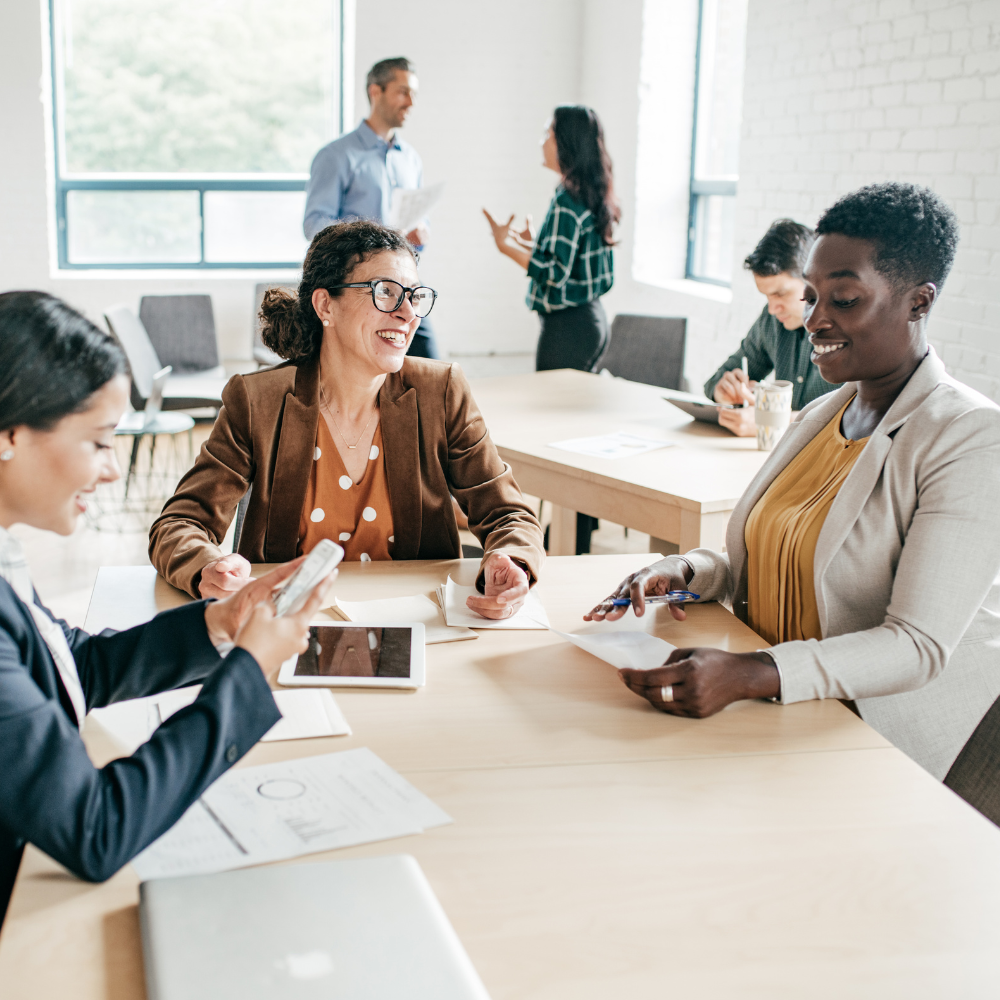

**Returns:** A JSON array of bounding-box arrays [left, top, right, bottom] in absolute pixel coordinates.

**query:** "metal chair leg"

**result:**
[[124, 434, 142, 500]]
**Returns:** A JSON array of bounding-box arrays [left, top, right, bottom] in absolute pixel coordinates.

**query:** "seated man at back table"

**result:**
[[704, 218, 842, 435]]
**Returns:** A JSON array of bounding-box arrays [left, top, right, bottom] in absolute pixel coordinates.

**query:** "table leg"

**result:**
[[648, 537, 680, 556], [547, 504, 578, 556], [678, 509, 731, 553]]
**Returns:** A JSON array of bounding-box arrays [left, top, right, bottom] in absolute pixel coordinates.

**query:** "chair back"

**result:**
[[944, 694, 1000, 826], [139, 295, 220, 373], [253, 283, 295, 367], [597, 315, 686, 390], [143, 366, 173, 426], [104, 305, 163, 410]]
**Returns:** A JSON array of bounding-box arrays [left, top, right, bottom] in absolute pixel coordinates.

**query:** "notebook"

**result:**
[[140, 854, 491, 1000]]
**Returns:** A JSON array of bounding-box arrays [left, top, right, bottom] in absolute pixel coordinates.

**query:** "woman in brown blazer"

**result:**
[[150, 220, 544, 619]]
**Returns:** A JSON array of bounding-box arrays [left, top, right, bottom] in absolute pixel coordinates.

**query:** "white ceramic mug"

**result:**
[[753, 380, 793, 451]]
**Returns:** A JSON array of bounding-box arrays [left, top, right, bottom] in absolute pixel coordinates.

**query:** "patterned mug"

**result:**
[[753, 380, 794, 451]]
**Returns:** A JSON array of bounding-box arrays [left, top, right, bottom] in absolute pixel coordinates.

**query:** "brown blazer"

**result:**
[[149, 357, 545, 597]]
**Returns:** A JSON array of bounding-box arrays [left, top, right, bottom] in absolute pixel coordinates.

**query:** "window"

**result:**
[[686, 0, 748, 286], [49, 0, 344, 269]]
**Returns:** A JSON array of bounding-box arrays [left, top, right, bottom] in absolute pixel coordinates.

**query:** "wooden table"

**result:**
[[468, 369, 770, 555], [2, 555, 999, 999]]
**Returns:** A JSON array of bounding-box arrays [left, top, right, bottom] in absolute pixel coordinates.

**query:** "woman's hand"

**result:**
[[619, 648, 780, 717], [510, 214, 535, 249], [467, 553, 530, 620], [234, 573, 338, 684], [584, 556, 694, 622], [482, 209, 531, 270], [203, 557, 308, 645], [199, 554, 253, 599], [482, 208, 515, 252]]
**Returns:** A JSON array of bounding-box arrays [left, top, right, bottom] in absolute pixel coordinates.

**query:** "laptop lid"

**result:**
[[143, 365, 172, 426], [140, 854, 491, 1000]]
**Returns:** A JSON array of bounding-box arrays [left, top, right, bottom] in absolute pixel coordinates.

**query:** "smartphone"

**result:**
[[272, 539, 344, 617]]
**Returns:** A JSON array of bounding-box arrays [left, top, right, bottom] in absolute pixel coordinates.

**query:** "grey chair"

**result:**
[[253, 283, 294, 368], [139, 295, 224, 376], [597, 314, 687, 390], [944, 696, 1000, 826], [105, 305, 228, 413]]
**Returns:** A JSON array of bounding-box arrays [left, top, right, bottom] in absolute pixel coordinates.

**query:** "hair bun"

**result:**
[[258, 287, 299, 360]]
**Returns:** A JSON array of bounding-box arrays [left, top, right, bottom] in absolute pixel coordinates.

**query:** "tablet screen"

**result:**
[[293, 625, 413, 679]]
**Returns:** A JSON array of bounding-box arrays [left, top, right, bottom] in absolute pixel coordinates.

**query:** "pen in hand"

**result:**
[[609, 591, 700, 607]]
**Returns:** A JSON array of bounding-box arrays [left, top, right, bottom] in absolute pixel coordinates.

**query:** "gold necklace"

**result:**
[[320, 382, 379, 450]]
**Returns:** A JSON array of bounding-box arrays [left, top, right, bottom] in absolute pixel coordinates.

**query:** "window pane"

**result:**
[[57, 0, 338, 173], [203, 191, 309, 263], [689, 194, 736, 284], [66, 190, 201, 264], [692, 0, 748, 181]]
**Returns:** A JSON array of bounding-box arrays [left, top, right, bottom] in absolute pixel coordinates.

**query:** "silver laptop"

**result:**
[[140, 854, 491, 1000]]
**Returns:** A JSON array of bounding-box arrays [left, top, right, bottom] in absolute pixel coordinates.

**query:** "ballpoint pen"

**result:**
[[609, 590, 700, 607]]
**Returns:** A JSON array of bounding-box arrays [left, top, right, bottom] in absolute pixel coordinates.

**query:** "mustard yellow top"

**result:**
[[745, 398, 868, 646]]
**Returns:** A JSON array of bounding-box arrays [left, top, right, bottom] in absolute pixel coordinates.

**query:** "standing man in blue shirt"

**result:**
[[304, 56, 438, 359]]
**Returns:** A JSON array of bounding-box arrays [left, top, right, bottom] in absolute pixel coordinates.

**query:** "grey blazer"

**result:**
[[684, 348, 1000, 779]]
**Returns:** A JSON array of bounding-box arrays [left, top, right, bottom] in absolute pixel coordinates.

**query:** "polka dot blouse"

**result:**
[[297, 417, 395, 562]]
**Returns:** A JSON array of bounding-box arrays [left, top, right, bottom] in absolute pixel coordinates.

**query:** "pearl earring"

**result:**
[[323, 320, 330, 327], [0, 450, 13, 461]]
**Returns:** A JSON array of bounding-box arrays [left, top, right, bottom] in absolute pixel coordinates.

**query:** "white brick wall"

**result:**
[[736, 0, 1000, 401]]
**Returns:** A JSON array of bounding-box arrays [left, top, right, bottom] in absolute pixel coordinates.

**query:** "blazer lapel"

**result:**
[[265, 357, 320, 561], [380, 371, 422, 558]]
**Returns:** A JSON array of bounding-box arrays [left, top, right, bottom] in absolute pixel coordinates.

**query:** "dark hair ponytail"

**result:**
[[259, 220, 417, 361], [552, 105, 621, 246], [0, 291, 127, 431]]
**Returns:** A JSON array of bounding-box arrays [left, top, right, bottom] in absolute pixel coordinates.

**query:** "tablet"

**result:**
[[661, 389, 744, 425], [278, 622, 426, 689]]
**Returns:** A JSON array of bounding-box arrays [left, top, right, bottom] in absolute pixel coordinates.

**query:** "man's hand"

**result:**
[[718, 405, 758, 437], [466, 553, 530, 620], [199, 554, 252, 599], [713, 368, 755, 405], [405, 224, 429, 248]]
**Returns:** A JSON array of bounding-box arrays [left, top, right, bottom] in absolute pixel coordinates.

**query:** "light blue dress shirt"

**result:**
[[303, 121, 423, 240]]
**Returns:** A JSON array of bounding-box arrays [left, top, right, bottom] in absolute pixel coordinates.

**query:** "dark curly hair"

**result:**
[[815, 182, 959, 290], [259, 220, 417, 361], [552, 105, 621, 246], [744, 219, 814, 277], [0, 291, 127, 431]]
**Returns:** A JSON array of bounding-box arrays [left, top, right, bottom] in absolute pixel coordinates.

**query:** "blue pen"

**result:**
[[609, 590, 699, 607]]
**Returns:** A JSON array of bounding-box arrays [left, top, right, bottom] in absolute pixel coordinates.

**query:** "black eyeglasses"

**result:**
[[328, 279, 438, 319]]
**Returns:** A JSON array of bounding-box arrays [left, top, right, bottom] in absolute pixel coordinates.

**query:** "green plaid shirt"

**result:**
[[703, 307, 842, 410], [526, 185, 614, 313]]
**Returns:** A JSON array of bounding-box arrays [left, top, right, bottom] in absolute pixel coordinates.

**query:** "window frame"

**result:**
[[684, 0, 741, 288], [48, 0, 345, 271]]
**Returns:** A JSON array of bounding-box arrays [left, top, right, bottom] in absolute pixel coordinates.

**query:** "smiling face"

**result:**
[[313, 250, 421, 378], [0, 375, 128, 535], [752, 271, 807, 330], [369, 70, 417, 131], [801, 233, 935, 386]]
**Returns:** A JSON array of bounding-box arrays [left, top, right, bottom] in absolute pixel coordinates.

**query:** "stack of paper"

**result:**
[[438, 576, 550, 630], [131, 748, 452, 880], [331, 593, 477, 644], [90, 687, 351, 754]]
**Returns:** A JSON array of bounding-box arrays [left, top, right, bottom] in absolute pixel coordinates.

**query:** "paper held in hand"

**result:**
[[548, 432, 675, 460], [551, 627, 676, 671], [131, 747, 452, 880], [388, 182, 445, 234], [330, 593, 477, 644], [439, 576, 550, 630]]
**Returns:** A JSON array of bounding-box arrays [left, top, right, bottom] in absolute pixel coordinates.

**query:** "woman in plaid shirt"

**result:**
[[484, 105, 620, 372]]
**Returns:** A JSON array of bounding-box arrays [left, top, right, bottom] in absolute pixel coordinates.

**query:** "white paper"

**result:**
[[261, 689, 351, 742], [91, 686, 350, 753], [132, 748, 451, 880], [547, 432, 675, 460], [440, 577, 550, 630], [333, 594, 477, 644], [550, 628, 676, 671], [388, 182, 445, 233]]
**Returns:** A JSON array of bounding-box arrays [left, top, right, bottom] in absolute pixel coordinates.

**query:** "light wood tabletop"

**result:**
[[468, 369, 770, 555], [2, 555, 998, 999]]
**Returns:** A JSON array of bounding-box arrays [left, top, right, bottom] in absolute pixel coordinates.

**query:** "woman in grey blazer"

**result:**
[[586, 183, 1000, 781]]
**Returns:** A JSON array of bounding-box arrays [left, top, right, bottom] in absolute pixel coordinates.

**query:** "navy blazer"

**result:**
[[0, 579, 281, 925]]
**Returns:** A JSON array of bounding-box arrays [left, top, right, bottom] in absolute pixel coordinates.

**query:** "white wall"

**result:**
[[352, 0, 584, 359]]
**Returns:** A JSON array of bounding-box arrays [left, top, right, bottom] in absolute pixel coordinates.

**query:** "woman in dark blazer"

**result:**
[[0, 292, 332, 925], [150, 220, 545, 618]]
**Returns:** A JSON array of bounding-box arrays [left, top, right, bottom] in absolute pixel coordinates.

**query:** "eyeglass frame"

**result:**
[[327, 279, 438, 318]]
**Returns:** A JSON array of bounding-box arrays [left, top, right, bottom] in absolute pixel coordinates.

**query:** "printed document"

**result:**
[[388, 182, 445, 233], [547, 432, 675, 460], [439, 576, 550, 630], [131, 747, 451, 880]]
